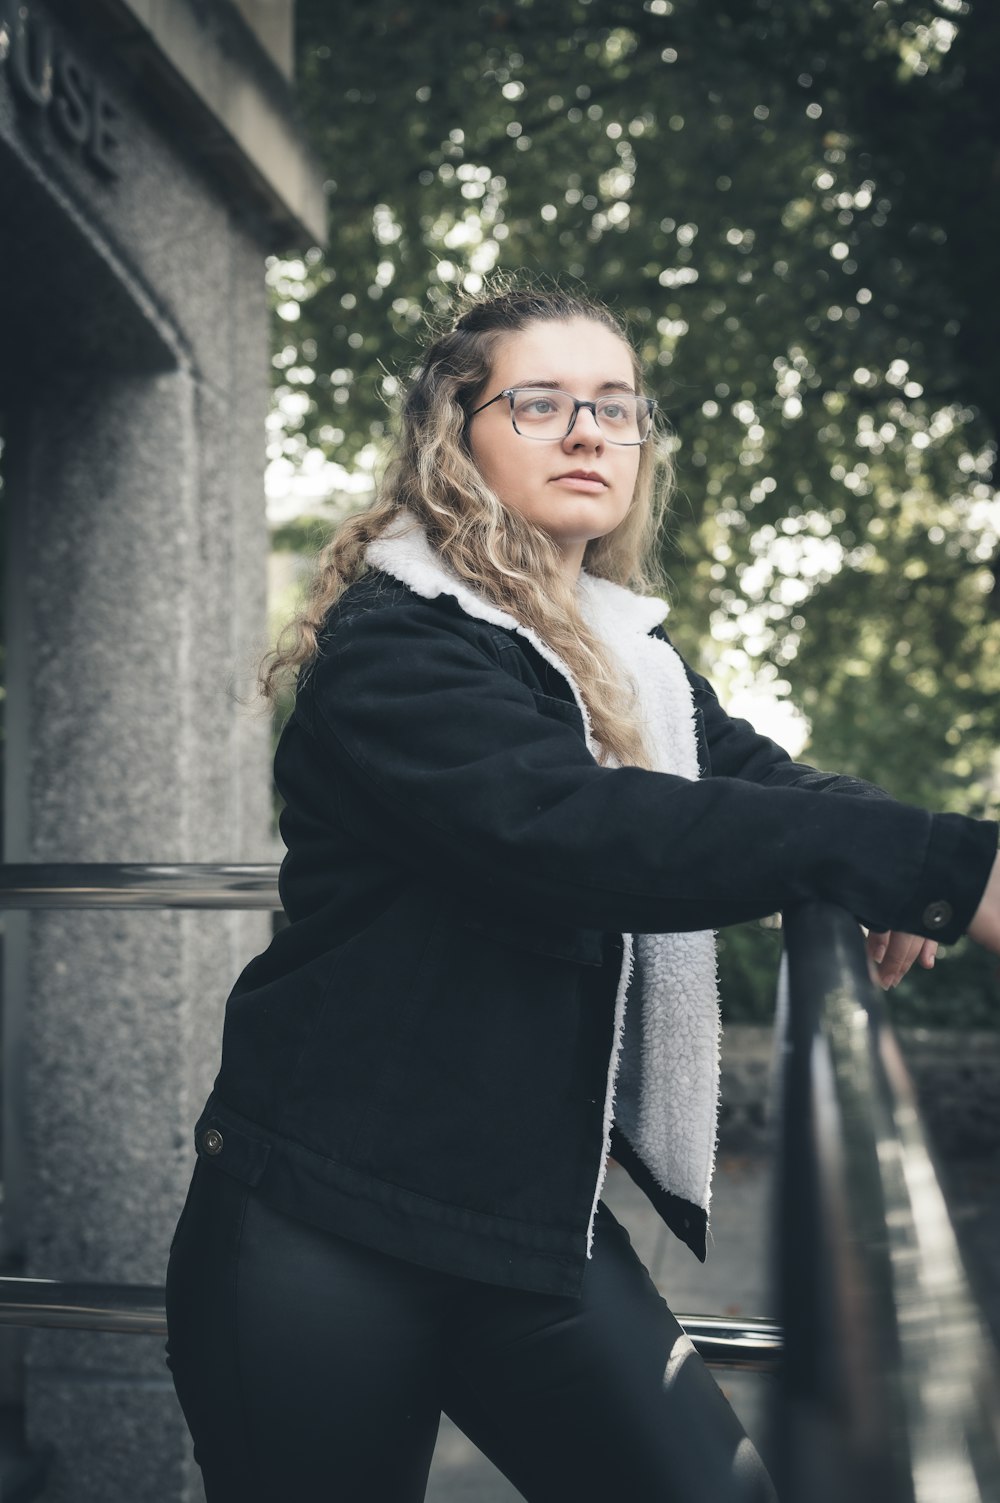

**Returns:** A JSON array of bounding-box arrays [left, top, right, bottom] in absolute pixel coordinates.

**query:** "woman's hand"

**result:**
[[968, 851, 1000, 956], [865, 929, 938, 989]]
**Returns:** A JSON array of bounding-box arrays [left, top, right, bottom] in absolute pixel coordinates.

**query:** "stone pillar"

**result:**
[[3, 332, 274, 1503], [0, 3, 324, 1493]]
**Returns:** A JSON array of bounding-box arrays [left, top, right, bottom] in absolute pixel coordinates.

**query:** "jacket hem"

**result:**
[[195, 1096, 592, 1296]]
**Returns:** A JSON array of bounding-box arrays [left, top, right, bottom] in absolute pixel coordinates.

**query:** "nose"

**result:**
[[562, 404, 604, 451]]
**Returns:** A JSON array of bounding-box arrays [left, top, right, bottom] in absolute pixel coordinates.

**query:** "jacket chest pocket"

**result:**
[[530, 688, 586, 738]]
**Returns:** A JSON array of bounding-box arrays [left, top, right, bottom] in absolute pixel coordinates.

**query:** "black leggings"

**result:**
[[165, 1161, 777, 1503]]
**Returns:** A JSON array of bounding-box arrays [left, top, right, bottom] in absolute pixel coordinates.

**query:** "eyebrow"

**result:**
[[512, 378, 638, 395]]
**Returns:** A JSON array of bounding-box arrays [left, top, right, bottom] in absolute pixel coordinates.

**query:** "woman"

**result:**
[[166, 284, 1000, 1502]]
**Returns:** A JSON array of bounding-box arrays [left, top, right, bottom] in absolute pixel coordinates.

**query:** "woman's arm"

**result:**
[[297, 592, 998, 951], [667, 637, 953, 981]]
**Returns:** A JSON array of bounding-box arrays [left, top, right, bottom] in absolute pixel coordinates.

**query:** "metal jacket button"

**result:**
[[201, 1128, 224, 1156], [922, 900, 952, 931]]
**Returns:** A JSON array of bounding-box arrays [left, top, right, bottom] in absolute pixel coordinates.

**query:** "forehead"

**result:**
[[487, 317, 636, 391]]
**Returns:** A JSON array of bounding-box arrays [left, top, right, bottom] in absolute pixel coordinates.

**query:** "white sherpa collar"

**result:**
[[366, 513, 721, 1256], [367, 511, 671, 640]]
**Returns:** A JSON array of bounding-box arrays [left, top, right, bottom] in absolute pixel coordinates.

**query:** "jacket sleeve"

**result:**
[[299, 594, 997, 944]]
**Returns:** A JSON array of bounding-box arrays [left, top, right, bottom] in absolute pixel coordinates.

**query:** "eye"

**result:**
[[518, 395, 559, 416], [597, 398, 633, 424]]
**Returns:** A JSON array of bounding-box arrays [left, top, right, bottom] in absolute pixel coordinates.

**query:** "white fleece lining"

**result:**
[[366, 515, 721, 1252]]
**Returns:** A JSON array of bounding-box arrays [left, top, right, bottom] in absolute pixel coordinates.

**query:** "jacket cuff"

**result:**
[[895, 813, 999, 944]]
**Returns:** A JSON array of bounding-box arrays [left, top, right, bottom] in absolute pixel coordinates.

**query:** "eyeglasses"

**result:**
[[469, 387, 656, 445]]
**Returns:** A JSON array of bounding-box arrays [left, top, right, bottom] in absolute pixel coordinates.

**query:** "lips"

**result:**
[[553, 470, 608, 486]]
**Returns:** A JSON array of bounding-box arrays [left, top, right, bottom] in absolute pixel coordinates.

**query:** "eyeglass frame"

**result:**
[[468, 387, 657, 446]]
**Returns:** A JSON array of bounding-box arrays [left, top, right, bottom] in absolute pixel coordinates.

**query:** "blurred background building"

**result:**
[[0, 1, 324, 1496]]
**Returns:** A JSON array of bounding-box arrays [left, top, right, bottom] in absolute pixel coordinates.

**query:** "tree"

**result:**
[[270, 0, 1000, 1018]]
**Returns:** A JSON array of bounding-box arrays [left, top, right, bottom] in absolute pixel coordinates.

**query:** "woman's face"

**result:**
[[467, 317, 643, 577]]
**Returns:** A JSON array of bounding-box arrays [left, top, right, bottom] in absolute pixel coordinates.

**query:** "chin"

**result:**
[[556, 509, 628, 544]]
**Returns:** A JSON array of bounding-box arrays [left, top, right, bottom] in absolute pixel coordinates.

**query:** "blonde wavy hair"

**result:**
[[260, 284, 672, 767]]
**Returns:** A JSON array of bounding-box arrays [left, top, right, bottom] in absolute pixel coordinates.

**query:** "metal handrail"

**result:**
[[773, 903, 1000, 1502], [0, 862, 280, 909], [0, 1275, 780, 1369], [0, 1278, 168, 1336]]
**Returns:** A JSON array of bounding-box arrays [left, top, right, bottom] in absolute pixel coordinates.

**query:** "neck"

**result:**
[[558, 540, 587, 584]]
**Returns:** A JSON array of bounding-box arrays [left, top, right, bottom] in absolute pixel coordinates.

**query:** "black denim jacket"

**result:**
[[195, 571, 997, 1296]]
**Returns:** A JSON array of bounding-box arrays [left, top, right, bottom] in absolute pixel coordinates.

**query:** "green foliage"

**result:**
[[717, 920, 783, 1022], [270, 514, 334, 556]]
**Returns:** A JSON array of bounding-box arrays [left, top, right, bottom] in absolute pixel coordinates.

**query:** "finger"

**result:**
[[876, 932, 923, 988], [866, 930, 889, 965], [918, 939, 938, 969]]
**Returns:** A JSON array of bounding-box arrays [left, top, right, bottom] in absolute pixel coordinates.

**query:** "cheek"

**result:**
[[480, 453, 517, 505], [472, 436, 534, 507], [621, 453, 642, 498], [470, 431, 513, 495]]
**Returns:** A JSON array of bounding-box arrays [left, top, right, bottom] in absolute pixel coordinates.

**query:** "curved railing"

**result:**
[[773, 902, 1000, 1501], [3, 868, 1000, 1499]]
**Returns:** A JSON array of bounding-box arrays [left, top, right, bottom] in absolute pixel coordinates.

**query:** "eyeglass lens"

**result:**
[[510, 389, 652, 443]]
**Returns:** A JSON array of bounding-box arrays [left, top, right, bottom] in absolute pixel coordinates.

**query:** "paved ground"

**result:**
[[425, 1152, 773, 1502]]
